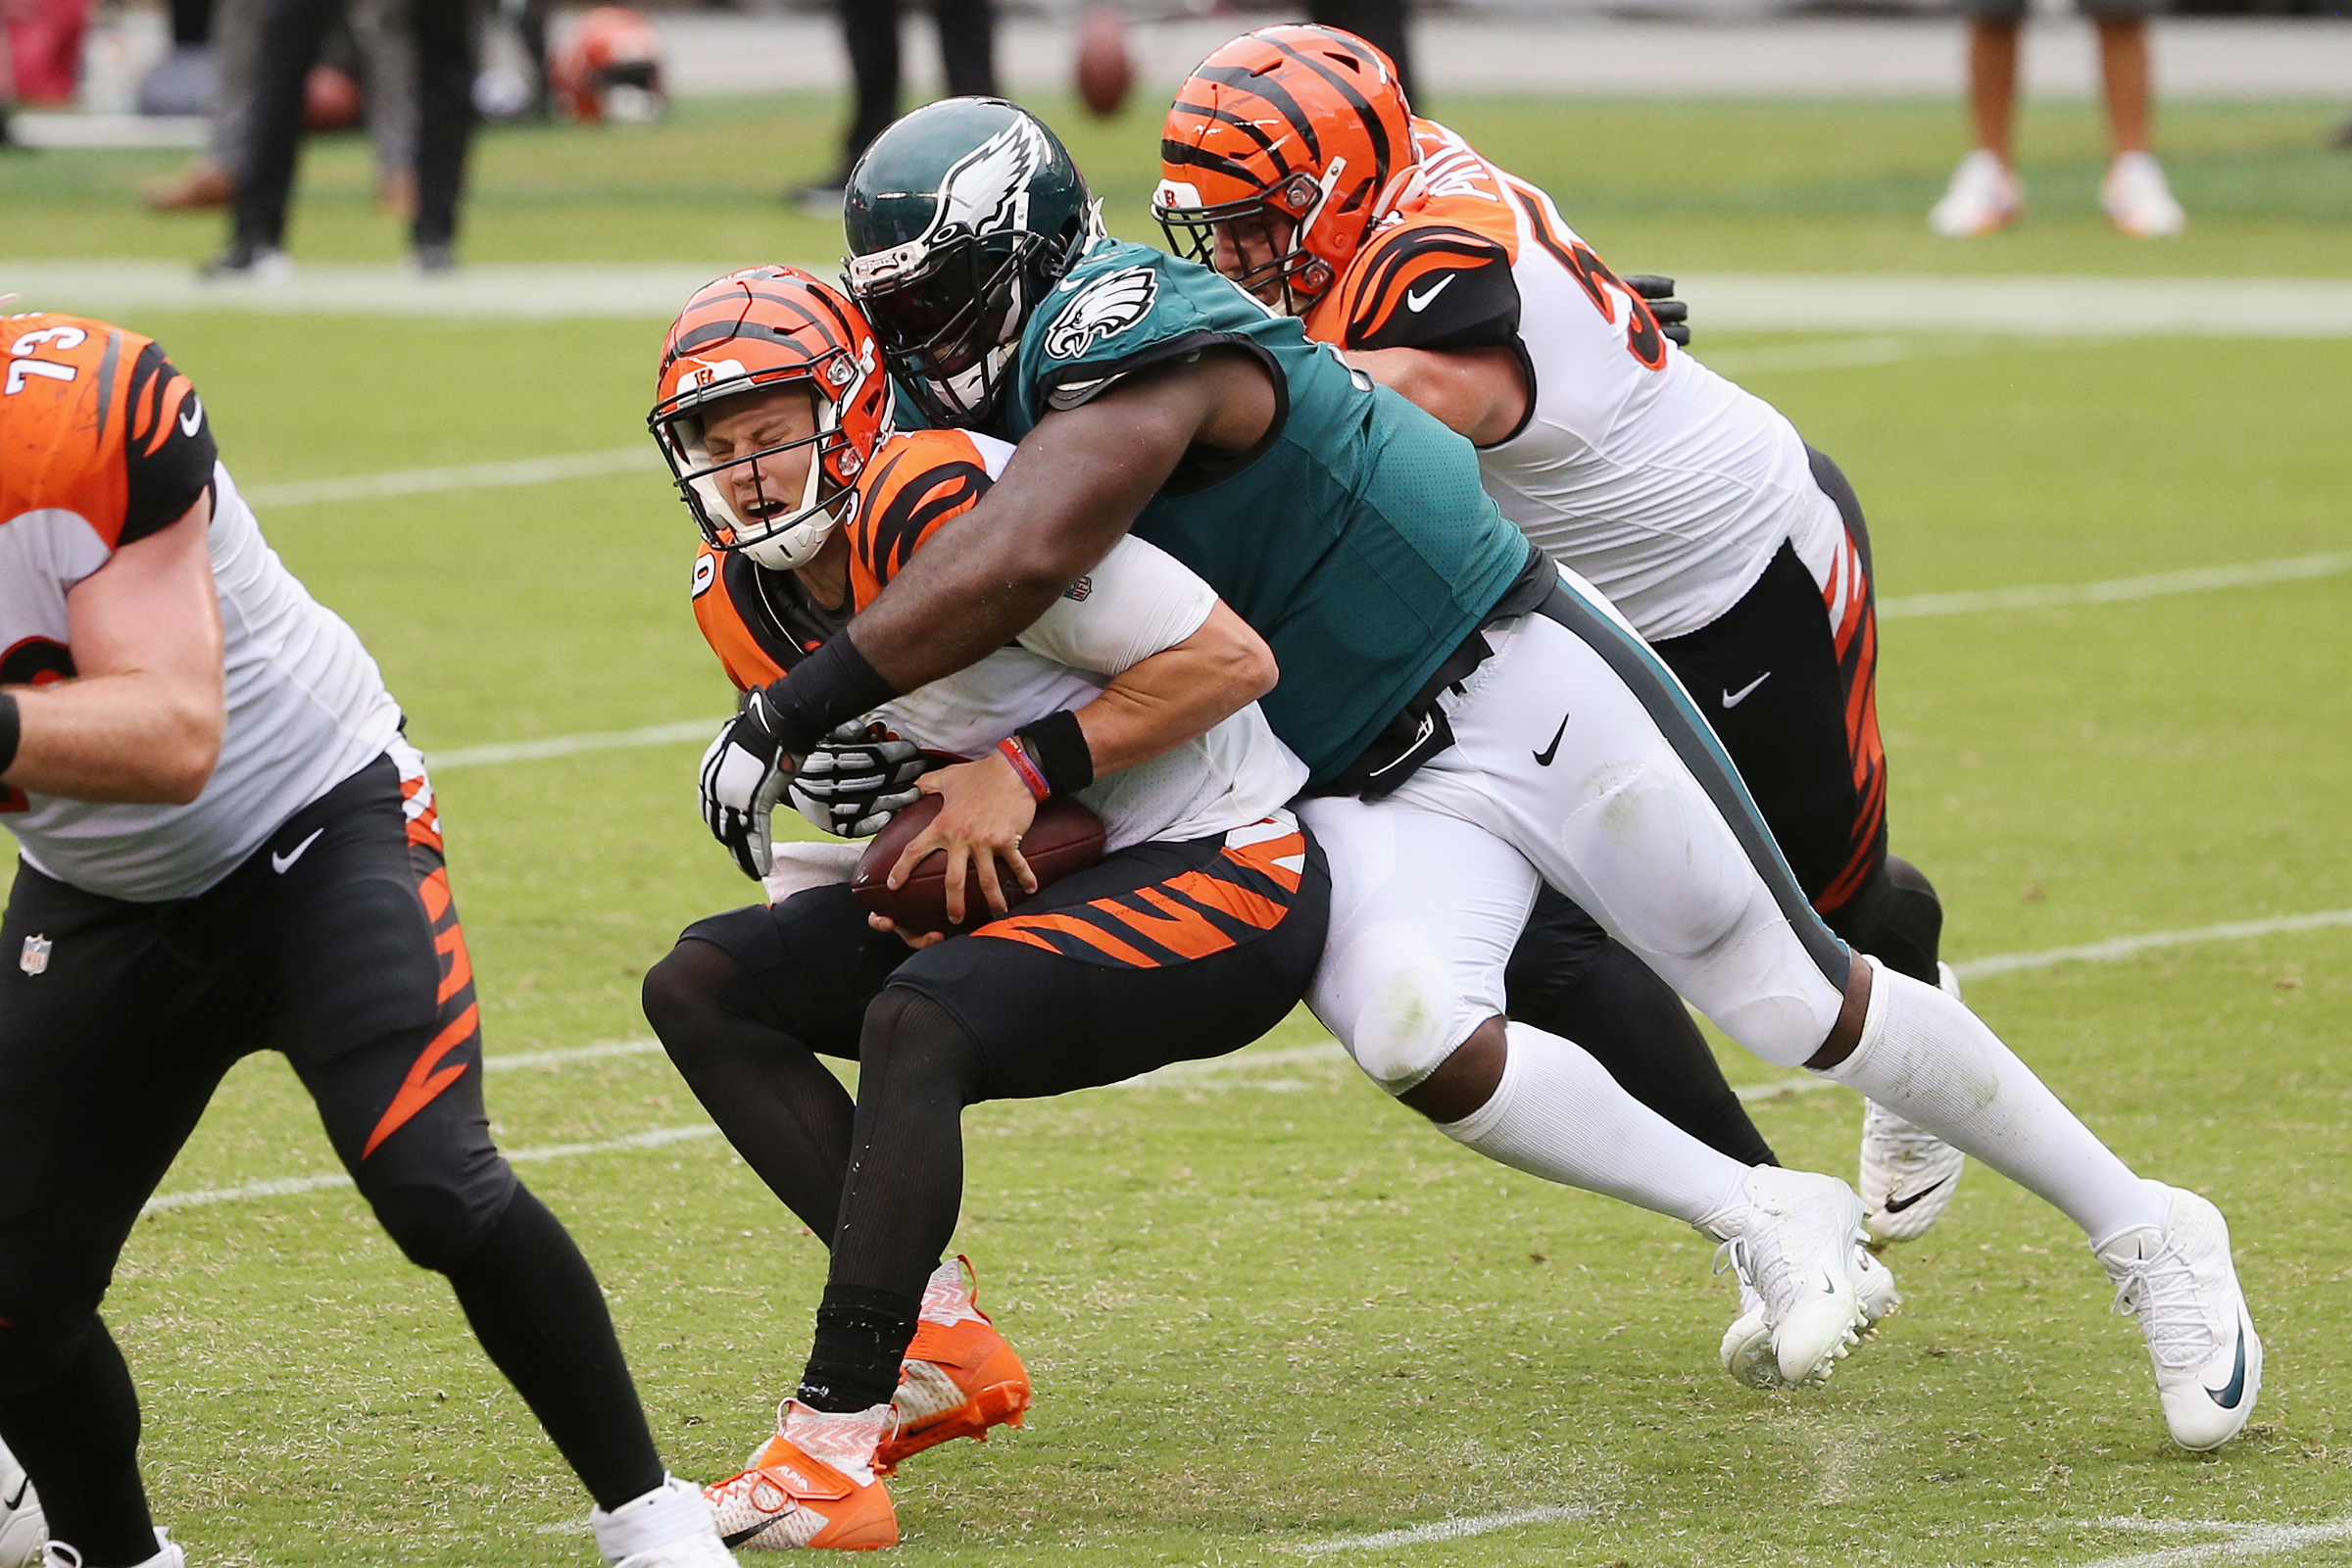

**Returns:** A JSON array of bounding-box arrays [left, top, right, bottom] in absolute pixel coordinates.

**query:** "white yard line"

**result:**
[[141, 904, 2350, 1216], [12, 262, 2352, 334], [1288, 1504, 1592, 1556], [392, 547, 2337, 773], [142, 1123, 718, 1214], [240, 446, 658, 508], [1951, 908, 2352, 980], [2058, 1515, 2352, 1568], [425, 719, 717, 771], [1878, 552, 2352, 619]]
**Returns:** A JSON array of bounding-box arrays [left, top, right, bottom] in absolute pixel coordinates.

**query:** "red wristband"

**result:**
[[997, 737, 1051, 802]]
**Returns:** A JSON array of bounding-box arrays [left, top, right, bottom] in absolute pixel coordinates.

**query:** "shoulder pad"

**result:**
[[847, 429, 996, 610], [1337, 222, 1520, 353]]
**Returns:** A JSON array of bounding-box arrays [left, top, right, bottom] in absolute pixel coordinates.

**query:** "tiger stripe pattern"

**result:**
[[1813, 526, 1888, 915], [977, 815, 1308, 969]]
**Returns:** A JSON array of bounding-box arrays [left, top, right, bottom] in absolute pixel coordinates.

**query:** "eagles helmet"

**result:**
[[843, 97, 1098, 427]]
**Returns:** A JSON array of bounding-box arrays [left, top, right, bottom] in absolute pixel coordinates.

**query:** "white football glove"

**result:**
[[698, 690, 798, 878], [789, 720, 934, 838]]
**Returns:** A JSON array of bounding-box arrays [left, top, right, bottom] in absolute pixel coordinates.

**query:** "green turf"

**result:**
[[6, 94, 2351, 1568], [3, 94, 2349, 274]]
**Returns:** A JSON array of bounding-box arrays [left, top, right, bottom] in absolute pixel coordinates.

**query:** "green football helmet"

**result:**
[[843, 97, 1097, 428]]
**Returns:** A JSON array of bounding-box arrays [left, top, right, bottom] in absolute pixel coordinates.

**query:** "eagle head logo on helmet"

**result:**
[[648, 267, 889, 572], [841, 98, 1098, 428], [1154, 25, 1414, 316]]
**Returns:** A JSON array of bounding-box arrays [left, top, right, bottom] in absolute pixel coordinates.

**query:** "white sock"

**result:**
[[589, 1475, 713, 1563], [1823, 958, 2164, 1239], [1438, 1022, 1751, 1226]]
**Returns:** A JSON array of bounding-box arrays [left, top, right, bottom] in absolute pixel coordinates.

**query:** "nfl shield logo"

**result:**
[[20, 935, 50, 976]]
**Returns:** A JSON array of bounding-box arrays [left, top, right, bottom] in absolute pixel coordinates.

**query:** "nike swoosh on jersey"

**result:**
[[271, 827, 325, 874], [1405, 274, 1456, 313], [179, 395, 203, 437], [1881, 1176, 1948, 1214], [1533, 712, 1569, 766], [1722, 671, 1771, 708], [2206, 1319, 2249, 1407]]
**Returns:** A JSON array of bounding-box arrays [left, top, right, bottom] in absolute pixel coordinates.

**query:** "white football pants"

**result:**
[[1304, 569, 1848, 1092]]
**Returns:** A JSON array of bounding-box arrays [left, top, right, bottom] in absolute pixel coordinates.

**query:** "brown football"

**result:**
[[1073, 4, 1134, 120], [853, 793, 1107, 937]]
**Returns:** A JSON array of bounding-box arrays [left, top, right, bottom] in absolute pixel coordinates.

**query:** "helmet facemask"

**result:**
[[849, 221, 1068, 429], [1154, 164, 1347, 317], [651, 361, 868, 572]]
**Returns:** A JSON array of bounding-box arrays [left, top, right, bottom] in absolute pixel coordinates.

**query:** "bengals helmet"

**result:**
[[554, 6, 664, 124], [843, 97, 1097, 428], [650, 267, 889, 571], [1154, 25, 1413, 315]]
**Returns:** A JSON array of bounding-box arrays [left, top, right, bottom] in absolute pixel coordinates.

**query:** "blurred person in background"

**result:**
[[145, 0, 252, 211], [1308, 0, 1411, 103], [203, 0, 474, 276], [788, 0, 999, 217], [1930, 0, 2183, 238], [151, 0, 421, 220]]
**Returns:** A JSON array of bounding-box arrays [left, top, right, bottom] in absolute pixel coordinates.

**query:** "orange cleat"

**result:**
[[707, 1430, 898, 1551], [877, 1256, 1031, 1473]]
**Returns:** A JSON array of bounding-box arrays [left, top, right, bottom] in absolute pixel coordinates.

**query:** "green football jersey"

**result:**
[[998, 239, 1534, 785]]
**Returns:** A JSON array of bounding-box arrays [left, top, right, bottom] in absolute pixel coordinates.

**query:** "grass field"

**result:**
[[5, 89, 2351, 1568]]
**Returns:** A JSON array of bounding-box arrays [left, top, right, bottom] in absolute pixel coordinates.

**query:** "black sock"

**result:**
[[797, 1285, 920, 1413], [1510, 929, 1780, 1167], [441, 1185, 665, 1512], [795, 987, 988, 1410], [643, 938, 858, 1240], [0, 1316, 159, 1567]]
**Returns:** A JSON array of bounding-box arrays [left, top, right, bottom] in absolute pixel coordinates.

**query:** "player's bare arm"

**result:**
[[4, 491, 223, 805], [880, 597, 1278, 932], [842, 349, 1278, 696], [1344, 344, 1530, 447]]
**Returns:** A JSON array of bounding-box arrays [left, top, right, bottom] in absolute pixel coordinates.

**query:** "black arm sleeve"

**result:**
[[119, 341, 218, 544]]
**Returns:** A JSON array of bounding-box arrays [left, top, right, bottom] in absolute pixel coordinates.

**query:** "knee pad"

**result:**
[[1311, 934, 1486, 1096], [368, 1171, 514, 1274], [0, 1313, 96, 1400]]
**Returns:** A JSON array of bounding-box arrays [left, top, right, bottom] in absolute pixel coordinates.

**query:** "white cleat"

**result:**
[[1929, 149, 2024, 237], [2094, 1182, 2262, 1451], [1, 1436, 45, 1568], [42, 1531, 183, 1568], [2102, 151, 2186, 238], [591, 1475, 741, 1567], [1700, 1167, 1871, 1387], [1722, 1245, 1899, 1389]]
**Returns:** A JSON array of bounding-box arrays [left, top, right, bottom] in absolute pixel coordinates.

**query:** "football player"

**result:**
[[638, 270, 1331, 1547], [0, 315, 734, 1566], [1155, 24, 1967, 1255], [699, 99, 2260, 1452]]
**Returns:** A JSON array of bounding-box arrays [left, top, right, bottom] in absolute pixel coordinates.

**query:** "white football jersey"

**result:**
[[4, 464, 402, 902], [1304, 120, 1842, 643], [850, 429, 1306, 853]]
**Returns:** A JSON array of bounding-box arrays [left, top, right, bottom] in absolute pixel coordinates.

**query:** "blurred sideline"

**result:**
[[10, 262, 2350, 333], [654, 14, 2352, 101]]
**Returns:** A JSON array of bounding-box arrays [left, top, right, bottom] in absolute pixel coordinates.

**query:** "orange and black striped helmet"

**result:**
[[649, 266, 889, 571], [1154, 25, 1413, 314]]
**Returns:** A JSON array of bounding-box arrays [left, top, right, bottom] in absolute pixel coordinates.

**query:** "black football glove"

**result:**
[[1624, 274, 1690, 348], [789, 720, 937, 839], [697, 687, 798, 879]]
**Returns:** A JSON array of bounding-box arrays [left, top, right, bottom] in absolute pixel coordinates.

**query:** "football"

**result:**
[[853, 793, 1106, 937], [1073, 4, 1134, 119]]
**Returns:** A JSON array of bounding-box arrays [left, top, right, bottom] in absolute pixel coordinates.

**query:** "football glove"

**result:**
[[1624, 274, 1690, 348], [789, 720, 936, 839], [698, 688, 798, 878]]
